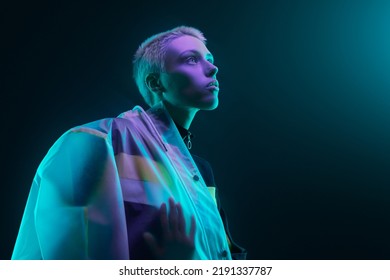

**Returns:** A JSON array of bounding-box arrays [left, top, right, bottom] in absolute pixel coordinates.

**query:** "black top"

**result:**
[[174, 123, 215, 186], [174, 122, 248, 260]]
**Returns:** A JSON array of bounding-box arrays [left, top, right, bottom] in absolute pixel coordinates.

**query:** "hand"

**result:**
[[143, 197, 196, 259]]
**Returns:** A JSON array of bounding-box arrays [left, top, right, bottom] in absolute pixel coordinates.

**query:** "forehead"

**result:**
[[164, 35, 211, 63]]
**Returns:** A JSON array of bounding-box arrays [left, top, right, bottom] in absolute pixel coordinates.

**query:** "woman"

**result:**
[[12, 26, 246, 260]]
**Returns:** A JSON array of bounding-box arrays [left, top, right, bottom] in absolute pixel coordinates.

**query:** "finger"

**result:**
[[189, 215, 196, 243], [159, 203, 170, 239], [176, 202, 185, 234], [143, 232, 162, 257], [168, 198, 178, 235]]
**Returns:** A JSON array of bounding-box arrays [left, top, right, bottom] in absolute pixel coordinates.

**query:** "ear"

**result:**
[[145, 74, 165, 94]]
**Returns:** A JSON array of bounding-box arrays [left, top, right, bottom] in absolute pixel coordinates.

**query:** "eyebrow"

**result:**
[[179, 50, 214, 61]]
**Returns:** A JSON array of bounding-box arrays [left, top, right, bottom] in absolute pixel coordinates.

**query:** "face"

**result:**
[[159, 35, 219, 111]]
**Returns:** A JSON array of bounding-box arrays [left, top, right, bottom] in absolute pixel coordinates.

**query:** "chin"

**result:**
[[199, 98, 219, 111]]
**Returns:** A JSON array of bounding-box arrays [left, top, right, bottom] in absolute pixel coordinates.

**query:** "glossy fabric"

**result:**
[[12, 102, 232, 260]]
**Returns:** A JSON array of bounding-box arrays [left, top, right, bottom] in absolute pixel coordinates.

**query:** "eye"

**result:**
[[186, 56, 198, 64]]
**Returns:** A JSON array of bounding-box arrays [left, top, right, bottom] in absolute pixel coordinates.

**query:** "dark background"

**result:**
[[1, 0, 389, 260]]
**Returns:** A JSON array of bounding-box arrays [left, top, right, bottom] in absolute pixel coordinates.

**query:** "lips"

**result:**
[[207, 80, 219, 87]]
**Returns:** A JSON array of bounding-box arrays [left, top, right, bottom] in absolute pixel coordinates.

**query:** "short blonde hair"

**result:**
[[132, 26, 206, 107]]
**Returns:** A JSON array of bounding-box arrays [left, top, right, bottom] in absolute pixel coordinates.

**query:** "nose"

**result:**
[[206, 62, 218, 77]]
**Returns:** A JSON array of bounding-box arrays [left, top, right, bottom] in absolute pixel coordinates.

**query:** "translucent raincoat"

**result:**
[[12, 101, 241, 260]]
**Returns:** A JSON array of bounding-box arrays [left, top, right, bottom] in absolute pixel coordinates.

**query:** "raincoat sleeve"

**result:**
[[13, 128, 128, 259]]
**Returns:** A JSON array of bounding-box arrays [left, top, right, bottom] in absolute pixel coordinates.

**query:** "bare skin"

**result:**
[[146, 35, 219, 130]]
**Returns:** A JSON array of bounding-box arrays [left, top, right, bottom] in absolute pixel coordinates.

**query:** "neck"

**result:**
[[163, 100, 198, 130]]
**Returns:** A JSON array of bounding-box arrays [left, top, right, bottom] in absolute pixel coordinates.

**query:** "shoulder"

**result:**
[[69, 118, 114, 138], [66, 106, 146, 139]]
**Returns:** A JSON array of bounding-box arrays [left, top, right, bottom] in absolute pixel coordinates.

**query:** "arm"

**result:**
[[34, 130, 128, 259]]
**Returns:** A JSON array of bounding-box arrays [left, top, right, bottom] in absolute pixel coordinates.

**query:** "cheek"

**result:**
[[166, 72, 192, 92]]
